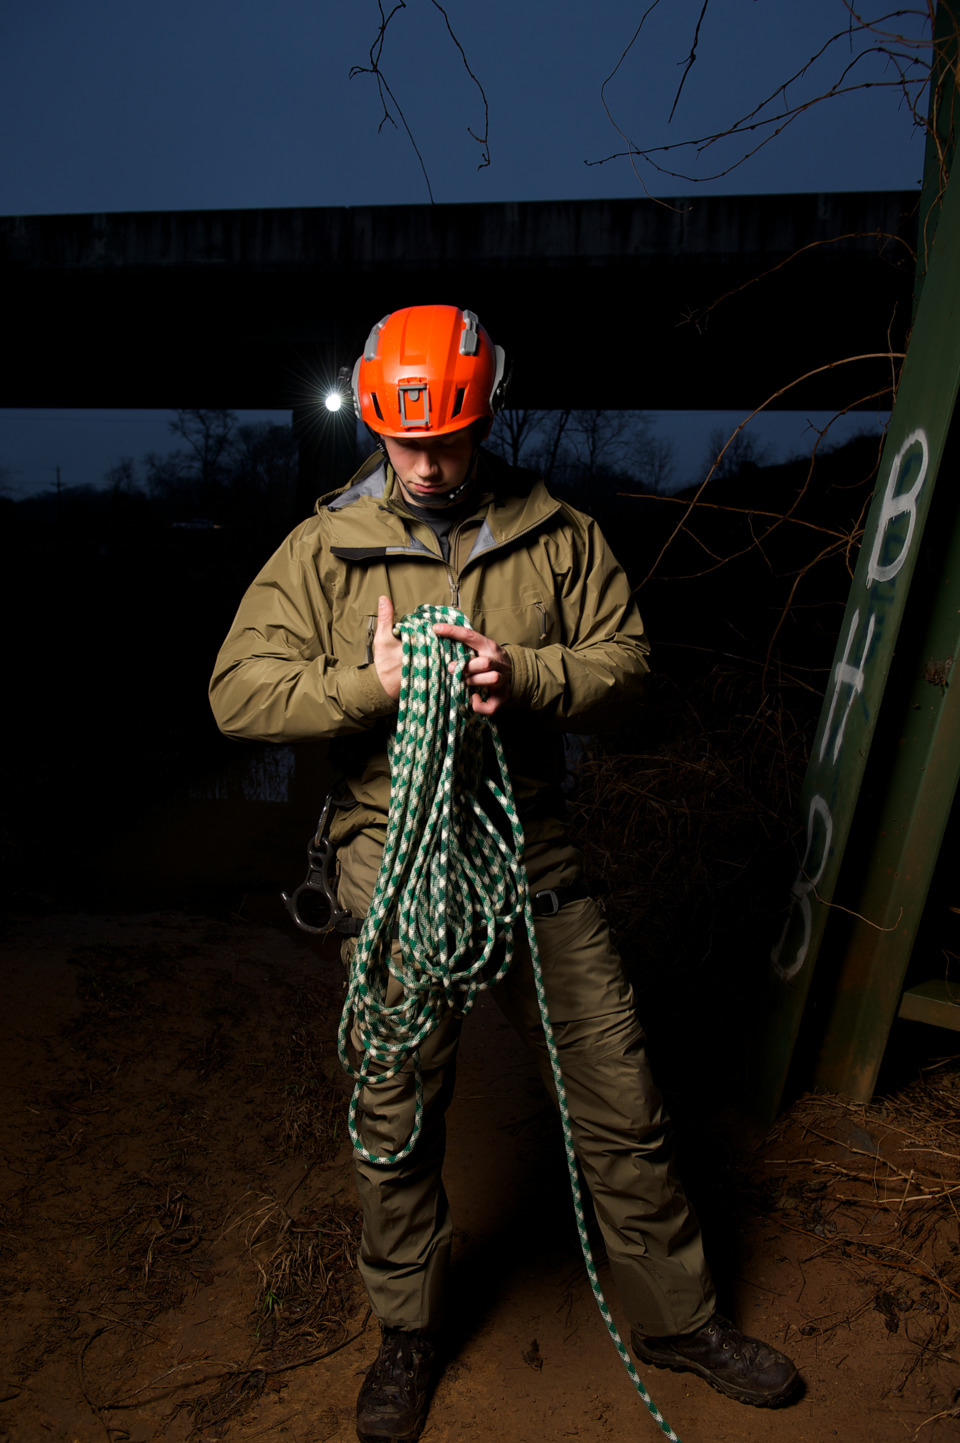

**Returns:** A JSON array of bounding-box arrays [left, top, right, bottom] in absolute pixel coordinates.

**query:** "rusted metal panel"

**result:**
[[750, 157, 960, 1118]]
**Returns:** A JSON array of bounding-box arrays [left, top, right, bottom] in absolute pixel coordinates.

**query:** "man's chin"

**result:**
[[403, 484, 456, 507]]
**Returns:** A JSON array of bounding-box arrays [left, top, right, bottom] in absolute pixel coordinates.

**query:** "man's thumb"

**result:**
[[376, 594, 395, 637]]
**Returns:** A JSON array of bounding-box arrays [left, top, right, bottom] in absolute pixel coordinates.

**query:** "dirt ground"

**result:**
[[2, 903, 959, 1443]]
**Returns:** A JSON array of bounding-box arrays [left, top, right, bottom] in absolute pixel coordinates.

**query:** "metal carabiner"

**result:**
[[281, 794, 354, 936]]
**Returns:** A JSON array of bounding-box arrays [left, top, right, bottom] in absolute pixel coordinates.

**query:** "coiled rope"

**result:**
[[338, 604, 681, 1442]]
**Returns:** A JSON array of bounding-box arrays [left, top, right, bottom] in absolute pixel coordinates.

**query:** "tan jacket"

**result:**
[[209, 452, 650, 844]]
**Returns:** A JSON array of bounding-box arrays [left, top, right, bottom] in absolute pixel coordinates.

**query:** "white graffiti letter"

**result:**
[[771, 795, 833, 981], [866, 428, 928, 588], [818, 607, 877, 765]]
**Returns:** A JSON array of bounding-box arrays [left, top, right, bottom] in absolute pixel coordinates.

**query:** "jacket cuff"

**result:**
[[347, 662, 399, 719], [503, 644, 537, 707]]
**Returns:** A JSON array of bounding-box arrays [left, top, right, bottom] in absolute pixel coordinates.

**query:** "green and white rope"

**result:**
[[338, 603, 681, 1443]]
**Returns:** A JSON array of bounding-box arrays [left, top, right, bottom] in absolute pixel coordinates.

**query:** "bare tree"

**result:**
[[487, 408, 675, 493], [701, 427, 773, 483], [167, 408, 237, 487], [104, 456, 140, 498], [146, 409, 238, 520]]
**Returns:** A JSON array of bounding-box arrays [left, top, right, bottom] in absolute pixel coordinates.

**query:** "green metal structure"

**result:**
[[755, 7, 960, 1113]]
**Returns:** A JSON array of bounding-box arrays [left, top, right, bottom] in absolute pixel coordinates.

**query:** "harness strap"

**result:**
[[335, 879, 593, 935]]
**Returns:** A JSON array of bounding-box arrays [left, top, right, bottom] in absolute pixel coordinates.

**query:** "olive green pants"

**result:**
[[338, 833, 716, 1338]]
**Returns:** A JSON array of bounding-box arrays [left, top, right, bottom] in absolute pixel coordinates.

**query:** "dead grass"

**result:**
[[750, 1067, 960, 1434]]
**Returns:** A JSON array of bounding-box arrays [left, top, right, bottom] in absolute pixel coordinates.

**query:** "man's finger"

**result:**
[[433, 621, 481, 647]]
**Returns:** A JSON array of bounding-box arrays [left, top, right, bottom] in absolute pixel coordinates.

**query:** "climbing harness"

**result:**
[[336, 603, 682, 1443]]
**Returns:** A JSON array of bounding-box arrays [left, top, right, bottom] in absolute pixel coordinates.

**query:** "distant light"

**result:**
[[325, 390, 343, 413]]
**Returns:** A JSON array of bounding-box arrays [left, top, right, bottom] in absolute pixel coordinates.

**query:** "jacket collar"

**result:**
[[315, 450, 562, 561]]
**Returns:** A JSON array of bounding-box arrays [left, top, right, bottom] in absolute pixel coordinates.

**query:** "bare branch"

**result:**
[[669, 0, 712, 122], [636, 351, 905, 591], [593, 8, 933, 189], [679, 228, 917, 335], [428, 0, 490, 170], [349, 2, 436, 203], [350, 0, 491, 202], [598, 2, 691, 209]]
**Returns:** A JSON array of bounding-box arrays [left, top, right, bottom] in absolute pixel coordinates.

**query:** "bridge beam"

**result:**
[[0, 192, 918, 415]]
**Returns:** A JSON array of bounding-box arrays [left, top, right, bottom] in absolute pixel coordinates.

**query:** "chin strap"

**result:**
[[369, 425, 485, 510], [397, 437, 483, 510], [420, 468, 478, 509]]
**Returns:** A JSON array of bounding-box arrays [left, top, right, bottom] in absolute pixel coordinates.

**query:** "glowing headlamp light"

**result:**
[[324, 367, 354, 416]]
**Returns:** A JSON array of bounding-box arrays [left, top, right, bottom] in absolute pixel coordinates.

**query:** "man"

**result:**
[[210, 305, 799, 1442]]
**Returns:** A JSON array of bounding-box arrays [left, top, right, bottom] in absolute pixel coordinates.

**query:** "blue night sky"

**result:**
[[0, 1, 932, 496]]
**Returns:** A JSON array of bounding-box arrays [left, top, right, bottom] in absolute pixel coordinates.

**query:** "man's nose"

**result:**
[[415, 450, 440, 475]]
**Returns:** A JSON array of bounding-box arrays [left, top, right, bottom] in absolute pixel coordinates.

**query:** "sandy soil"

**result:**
[[2, 905, 959, 1443]]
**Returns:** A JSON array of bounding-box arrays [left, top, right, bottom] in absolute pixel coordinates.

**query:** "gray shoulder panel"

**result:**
[[327, 463, 388, 510], [465, 516, 499, 564]]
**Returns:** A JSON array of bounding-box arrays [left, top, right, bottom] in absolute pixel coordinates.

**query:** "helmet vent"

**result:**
[[371, 392, 384, 421], [451, 387, 465, 419]]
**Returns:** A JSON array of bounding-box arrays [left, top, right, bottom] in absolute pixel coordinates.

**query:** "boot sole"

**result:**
[[357, 1417, 427, 1443]]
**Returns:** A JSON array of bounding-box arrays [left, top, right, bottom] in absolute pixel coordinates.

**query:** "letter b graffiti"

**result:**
[[866, 429, 928, 588], [771, 795, 833, 981]]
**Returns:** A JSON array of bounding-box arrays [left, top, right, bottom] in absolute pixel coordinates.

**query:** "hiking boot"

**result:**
[[356, 1326, 438, 1443], [631, 1313, 800, 1407]]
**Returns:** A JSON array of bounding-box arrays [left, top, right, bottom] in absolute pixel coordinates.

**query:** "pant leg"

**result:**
[[338, 832, 461, 1331], [495, 896, 717, 1337]]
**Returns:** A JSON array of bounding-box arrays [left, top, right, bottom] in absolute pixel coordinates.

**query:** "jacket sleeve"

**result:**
[[208, 519, 397, 742], [501, 508, 650, 732]]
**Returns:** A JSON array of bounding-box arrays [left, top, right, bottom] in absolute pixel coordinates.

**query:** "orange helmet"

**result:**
[[351, 305, 506, 438]]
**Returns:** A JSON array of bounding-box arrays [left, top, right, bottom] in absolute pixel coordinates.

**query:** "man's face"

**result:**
[[383, 427, 476, 508]]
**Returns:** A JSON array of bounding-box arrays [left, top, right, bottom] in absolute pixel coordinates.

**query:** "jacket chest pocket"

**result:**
[[327, 606, 377, 669], [471, 586, 554, 650], [328, 564, 452, 666], [325, 561, 387, 667]]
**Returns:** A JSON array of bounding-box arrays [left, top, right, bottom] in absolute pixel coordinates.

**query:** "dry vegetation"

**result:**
[[0, 925, 367, 1440], [753, 1076, 960, 1433]]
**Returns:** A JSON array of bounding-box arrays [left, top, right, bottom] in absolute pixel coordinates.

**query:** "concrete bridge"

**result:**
[[1, 191, 917, 416]]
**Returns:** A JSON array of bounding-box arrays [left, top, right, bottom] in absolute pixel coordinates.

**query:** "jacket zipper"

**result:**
[[446, 568, 461, 608]]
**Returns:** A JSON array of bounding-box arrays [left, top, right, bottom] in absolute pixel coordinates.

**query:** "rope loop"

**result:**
[[337, 602, 682, 1441], [338, 604, 526, 1166]]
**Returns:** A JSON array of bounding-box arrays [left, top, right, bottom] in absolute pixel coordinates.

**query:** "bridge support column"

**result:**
[[293, 393, 357, 519]]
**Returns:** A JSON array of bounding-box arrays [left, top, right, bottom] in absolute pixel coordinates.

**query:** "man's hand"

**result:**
[[373, 595, 403, 701], [432, 619, 513, 716]]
